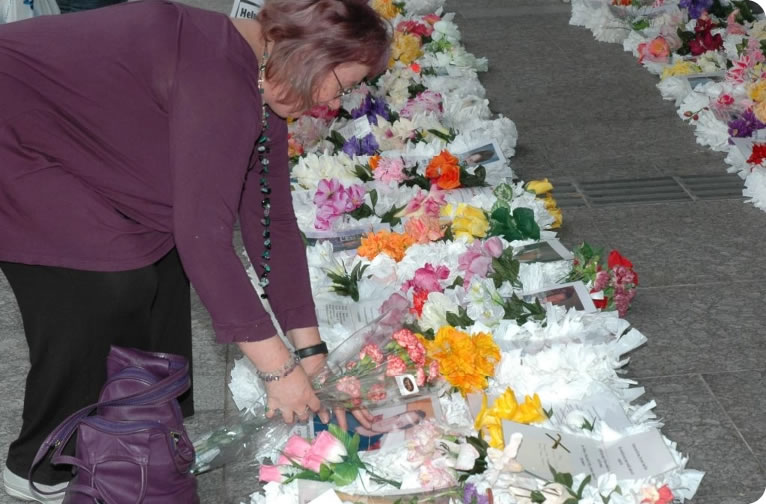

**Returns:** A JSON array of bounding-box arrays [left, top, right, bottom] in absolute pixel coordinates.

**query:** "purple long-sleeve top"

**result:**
[[0, 0, 317, 342]]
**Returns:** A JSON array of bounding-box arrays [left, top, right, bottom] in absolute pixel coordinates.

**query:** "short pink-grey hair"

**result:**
[[257, 0, 392, 111]]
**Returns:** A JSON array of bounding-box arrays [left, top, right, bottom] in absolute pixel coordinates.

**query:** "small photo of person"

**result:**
[[514, 242, 563, 263], [313, 399, 434, 451], [461, 143, 499, 167], [535, 286, 583, 311]]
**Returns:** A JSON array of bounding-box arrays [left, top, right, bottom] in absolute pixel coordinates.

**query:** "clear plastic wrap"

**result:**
[[192, 311, 443, 474]]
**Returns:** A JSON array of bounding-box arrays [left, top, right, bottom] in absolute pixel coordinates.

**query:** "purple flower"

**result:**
[[679, 0, 713, 19], [343, 133, 379, 156], [728, 109, 766, 139], [463, 483, 489, 504], [350, 94, 390, 126]]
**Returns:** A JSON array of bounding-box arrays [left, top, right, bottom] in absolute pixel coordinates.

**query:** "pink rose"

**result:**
[[427, 360, 440, 382], [385, 355, 408, 377], [637, 36, 670, 63], [277, 435, 312, 466], [360, 343, 384, 364], [258, 464, 283, 483], [367, 383, 387, 402], [397, 19, 433, 37], [336, 376, 362, 398], [303, 431, 347, 472], [416, 366, 426, 386], [422, 13, 441, 24]]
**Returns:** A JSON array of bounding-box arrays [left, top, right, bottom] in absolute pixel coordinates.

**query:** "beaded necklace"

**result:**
[[256, 44, 272, 298]]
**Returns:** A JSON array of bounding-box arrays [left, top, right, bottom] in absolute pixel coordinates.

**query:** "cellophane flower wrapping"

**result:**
[[191, 310, 443, 474]]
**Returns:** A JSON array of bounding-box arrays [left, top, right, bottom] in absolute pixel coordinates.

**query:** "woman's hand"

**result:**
[[299, 351, 374, 431], [264, 365, 329, 424]]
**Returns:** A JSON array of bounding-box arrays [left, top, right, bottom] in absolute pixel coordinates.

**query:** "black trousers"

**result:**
[[0, 249, 193, 485]]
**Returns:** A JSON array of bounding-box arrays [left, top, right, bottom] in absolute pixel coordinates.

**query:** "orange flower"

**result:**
[[357, 230, 414, 262], [425, 150, 461, 190], [369, 155, 381, 171], [423, 326, 501, 395]]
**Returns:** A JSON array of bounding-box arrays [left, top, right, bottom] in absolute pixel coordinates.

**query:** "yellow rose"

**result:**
[[526, 178, 553, 195], [390, 32, 423, 67], [451, 204, 489, 241], [749, 81, 766, 103]]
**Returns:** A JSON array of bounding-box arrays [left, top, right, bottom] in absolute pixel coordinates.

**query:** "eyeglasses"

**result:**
[[332, 68, 354, 100]]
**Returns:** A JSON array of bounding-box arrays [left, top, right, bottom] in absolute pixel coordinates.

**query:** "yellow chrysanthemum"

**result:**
[[390, 32, 423, 67], [371, 0, 399, 20], [755, 100, 766, 123], [424, 326, 500, 395]]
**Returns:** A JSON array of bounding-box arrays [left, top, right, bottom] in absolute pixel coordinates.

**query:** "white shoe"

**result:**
[[2, 466, 67, 504]]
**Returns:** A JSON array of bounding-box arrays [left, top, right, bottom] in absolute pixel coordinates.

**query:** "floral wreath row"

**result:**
[[215, 1, 702, 503]]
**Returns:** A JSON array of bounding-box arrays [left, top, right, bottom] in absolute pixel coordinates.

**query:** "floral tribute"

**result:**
[[568, 0, 766, 212], [207, 0, 706, 502], [568, 243, 639, 317]]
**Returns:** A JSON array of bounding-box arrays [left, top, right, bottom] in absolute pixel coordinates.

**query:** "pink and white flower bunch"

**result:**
[[258, 431, 348, 483], [313, 178, 366, 230]]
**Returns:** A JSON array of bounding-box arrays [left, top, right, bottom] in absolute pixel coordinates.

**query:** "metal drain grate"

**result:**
[[677, 174, 745, 200], [551, 174, 744, 208]]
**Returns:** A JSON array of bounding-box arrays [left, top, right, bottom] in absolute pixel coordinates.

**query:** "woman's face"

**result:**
[[265, 62, 371, 118]]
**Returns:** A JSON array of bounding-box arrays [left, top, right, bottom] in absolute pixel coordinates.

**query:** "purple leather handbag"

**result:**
[[30, 346, 199, 504]]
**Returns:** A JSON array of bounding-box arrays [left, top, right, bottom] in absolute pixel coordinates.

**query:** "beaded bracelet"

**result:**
[[256, 354, 301, 382]]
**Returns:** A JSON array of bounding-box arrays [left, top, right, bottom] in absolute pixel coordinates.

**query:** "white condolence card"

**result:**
[[506, 422, 678, 481]]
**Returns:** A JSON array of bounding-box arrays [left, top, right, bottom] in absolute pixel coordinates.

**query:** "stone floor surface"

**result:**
[[1, 0, 765, 502]]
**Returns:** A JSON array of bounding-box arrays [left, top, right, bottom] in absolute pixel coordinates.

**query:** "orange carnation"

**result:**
[[369, 155, 381, 171], [357, 230, 414, 262], [425, 150, 461, 190]]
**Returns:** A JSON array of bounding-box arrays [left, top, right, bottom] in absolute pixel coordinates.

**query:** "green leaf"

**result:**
[[563, 499, 578, 504], [380, 203, 406, 226], [326, 130, 346, 150], [348, 203, 374, 220], [445, 306, 475, 328], [544, 406, 554, 418], [449, 275, 464, 289], [530, 490, 546, 503], [631, 18, 649, 31], [459, 164, 486, 188], [408, 83, 427, 97], [427, 128, 456, 143], [488, 207, 522, 241], [576, 475, 592, 498], [349, 432, 361, 456], [328, 424, 355, 453], [553, 470, 574, 489], [369, 189, 378, 211], [512, 207, 540, 240], [353, 164, 374, 182], [330, 461, 359, 487], [581, 417, 595, 431]]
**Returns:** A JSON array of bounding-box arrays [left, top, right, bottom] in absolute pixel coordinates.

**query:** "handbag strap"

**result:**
[[28, 359, 189, 496]]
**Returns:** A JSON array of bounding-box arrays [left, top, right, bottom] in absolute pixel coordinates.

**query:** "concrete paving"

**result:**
[[1, 0, 765, 502]]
